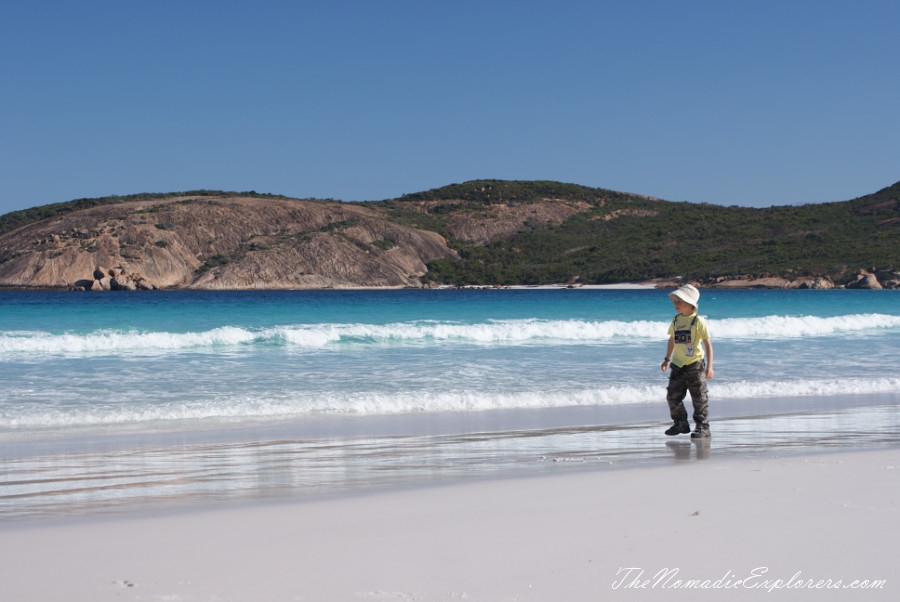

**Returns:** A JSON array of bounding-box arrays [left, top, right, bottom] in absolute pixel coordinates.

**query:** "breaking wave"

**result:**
[[2, 313, 899, 357], [4, 377, 900, 429]]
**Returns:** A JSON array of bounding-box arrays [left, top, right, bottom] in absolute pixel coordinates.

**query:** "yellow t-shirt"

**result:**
[[667, 312, 710, 368]]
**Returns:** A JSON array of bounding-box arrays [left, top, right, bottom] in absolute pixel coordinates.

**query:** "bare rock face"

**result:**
[[873, 269, 900, 289], [701, 274, 836, 289], [0, 196, 458, 290], [401, 198, 592, 245], [709, 275, 793, 289], [847, 272, 884, 290], [793, 276, 835, 290]]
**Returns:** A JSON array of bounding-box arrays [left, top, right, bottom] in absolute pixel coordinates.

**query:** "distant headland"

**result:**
[[1, 180, 898, 290]]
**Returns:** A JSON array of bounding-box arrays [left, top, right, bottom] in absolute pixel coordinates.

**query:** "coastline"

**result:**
[[4, 277, 896, 291], [5, 393, 899, 523], [1, 445, 895, 601]]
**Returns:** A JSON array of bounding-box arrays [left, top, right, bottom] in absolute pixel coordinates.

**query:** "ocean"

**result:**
[[2, 288, 900, 520]]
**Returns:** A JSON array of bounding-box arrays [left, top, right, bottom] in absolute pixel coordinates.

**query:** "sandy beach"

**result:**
[[3, 289, 899, 601], [1, 445, 896, 602]]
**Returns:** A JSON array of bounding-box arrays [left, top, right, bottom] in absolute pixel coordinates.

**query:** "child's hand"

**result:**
[[661, 359, 670, 373], [705, 365, 714, 380]]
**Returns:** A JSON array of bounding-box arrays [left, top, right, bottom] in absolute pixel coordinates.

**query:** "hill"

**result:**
[[1, 180, 898, 290], [367, 179, 900, 288], [0, 193, 456, 290]]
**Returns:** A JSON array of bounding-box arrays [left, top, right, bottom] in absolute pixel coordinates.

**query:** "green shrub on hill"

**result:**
[[403, 180, 900, 286]]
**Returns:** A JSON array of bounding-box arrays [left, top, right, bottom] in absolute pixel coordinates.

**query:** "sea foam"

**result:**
[[5, 377, 900, 429]]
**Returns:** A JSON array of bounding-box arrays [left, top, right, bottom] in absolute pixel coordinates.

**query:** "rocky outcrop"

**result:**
[[653, 270, 900, 291], [72, 266, 155, 291], [710, 275, 795, 289], [793, 276, 836, 290], [845, 269, 900, 289], [699, 274, 836, 289], [847, 273, 882, 290], [0, 196, 458, 290]]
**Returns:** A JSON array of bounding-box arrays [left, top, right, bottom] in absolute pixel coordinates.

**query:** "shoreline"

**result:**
[[4, 394, 900, 524], [1, 445, 896, 601], [6, 278, 897, 291]]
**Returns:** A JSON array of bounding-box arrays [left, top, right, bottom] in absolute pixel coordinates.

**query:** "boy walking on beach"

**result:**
[[660, 284, 714, 439]]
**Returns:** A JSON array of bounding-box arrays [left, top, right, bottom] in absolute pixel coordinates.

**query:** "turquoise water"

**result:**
[[2, 288, 900, 519]]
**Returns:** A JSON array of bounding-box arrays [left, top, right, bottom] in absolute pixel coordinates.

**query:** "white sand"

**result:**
[[1, 447, 896, 601]]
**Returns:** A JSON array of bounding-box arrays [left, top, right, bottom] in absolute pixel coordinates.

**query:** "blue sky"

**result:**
[[2, 0, 898, 215]]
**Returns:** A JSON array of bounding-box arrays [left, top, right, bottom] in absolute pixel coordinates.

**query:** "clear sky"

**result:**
[[2, 0, 898, 215]]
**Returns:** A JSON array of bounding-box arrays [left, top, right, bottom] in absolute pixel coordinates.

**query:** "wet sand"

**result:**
[[1, 444, 896, 601], [2, 395, 898, 600], [3, 394, 900, 521]]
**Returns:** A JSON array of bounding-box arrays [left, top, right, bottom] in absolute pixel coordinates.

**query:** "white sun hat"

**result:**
[[668, 284, 700, 307]]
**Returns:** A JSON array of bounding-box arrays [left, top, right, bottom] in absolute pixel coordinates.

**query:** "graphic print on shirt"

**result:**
[[673, 316, 697, 357]]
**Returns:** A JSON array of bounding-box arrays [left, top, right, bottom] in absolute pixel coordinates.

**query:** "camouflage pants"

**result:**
[[666, 361, 709, 428]]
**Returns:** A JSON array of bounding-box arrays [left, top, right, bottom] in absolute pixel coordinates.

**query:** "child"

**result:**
[[660, 284, 714, 438]]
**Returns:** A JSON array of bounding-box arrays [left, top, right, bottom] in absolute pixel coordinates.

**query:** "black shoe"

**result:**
[[690, 426, 710, 439], [665, 421, 690, 436]]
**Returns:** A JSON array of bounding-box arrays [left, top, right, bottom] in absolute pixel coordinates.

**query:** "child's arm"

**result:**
[[661, 336, 675, 372], [703, 338, 714, 380]]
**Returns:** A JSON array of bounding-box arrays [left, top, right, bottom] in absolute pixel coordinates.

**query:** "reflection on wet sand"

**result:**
[[3, 403, 899, 521]]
